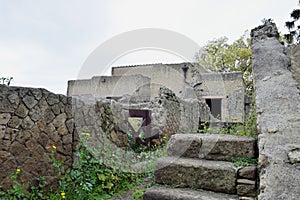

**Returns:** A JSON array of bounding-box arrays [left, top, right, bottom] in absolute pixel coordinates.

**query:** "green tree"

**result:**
[[285, 0, 300, 44], [196, 32, 253, 95]]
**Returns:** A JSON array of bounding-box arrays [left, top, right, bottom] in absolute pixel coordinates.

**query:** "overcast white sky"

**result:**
[[0, 0, 297, 94]]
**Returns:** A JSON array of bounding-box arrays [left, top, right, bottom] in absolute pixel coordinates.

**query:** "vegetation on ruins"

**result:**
[[231, 157, 258, 168], [196, 32, 253, 95], [0, 135, 160, 199], [198, 99, 257, 138], [285, 0, 300, 44]]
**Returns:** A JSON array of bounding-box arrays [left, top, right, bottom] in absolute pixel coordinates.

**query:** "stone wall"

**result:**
[[68, 74, 151, 101], [251, 22, 300, 199], [112, 63, 195, 99], [0, 85, 75, 190]]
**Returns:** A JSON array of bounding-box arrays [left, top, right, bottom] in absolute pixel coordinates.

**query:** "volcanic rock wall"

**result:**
[[0, 85, 75, 190]]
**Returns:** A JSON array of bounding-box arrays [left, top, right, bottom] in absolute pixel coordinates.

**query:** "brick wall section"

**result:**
[[0, 85, 75, 190]]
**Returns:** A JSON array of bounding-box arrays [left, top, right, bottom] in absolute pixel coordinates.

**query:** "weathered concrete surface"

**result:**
[[251, 22, 300, 199], [167, 134, 257, 161], [154, 156, 237, 194], [143, 186, 239, 200]]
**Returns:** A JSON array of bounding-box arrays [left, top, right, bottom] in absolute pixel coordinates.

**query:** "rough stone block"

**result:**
[[237, 184, 257, 197], [288, 148, 300, 164], [7, 116, 21, 128], [167, 134, 202, 158], [23, 95, 38, 109], [167, 134, 257, 161], [155, 156, 237, 194], [238, 165, 257, 180], [143, 186, 239, 200], [0, 113, 11, 125]]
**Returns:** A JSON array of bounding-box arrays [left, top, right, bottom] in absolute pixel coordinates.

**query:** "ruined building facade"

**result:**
[[67, 63, 246, 146]]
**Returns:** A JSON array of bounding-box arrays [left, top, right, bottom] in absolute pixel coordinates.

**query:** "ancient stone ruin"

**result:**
[[68, 62, 247, 148], [0, 21, 300, 200], [251, 21, 300, 199]]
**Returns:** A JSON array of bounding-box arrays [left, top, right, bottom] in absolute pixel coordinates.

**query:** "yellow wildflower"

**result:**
[[61, 191, 66, 199], [52, 145, 57, 150], [81, 132, 90, 138], [16, 168, 21, 173]]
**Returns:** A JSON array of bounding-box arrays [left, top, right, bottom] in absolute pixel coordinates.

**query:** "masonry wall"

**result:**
[[251, 22, 300, 199], [0, 85, 75, 190]]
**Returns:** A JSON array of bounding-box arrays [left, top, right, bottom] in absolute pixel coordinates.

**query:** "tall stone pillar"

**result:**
[[251, 22, 300, 199]]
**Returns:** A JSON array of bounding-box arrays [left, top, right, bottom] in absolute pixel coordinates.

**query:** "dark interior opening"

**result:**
[[205, 98, 222, 119]]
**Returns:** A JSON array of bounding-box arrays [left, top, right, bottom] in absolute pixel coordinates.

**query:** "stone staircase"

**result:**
[[143, 134, 258, 200]]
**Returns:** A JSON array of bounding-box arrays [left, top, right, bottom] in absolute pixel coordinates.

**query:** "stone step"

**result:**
[[167, 134, 257, 161], [143, 186, 239, 200], [154, 156, 237, 194]]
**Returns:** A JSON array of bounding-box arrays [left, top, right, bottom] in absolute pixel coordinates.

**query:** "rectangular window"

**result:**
[[205, 98, 222, 119]]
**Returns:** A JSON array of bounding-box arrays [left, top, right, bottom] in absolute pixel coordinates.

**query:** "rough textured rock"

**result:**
[[238, 165, 257, 180], [0, 85, 75, 191], [154, 156, 237, 194], [288, 148, 300, 164], [287, 44, 300, 90], [237, 184, 257, 197], [167, 134, 257, 161], [143, 186, 239, 200], [251, 22, 300, 199]]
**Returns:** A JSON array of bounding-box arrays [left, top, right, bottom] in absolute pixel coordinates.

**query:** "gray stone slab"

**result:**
[[167, 134, 257, 161], [154, 156, 237, 194], [143, 186, 239, 200]]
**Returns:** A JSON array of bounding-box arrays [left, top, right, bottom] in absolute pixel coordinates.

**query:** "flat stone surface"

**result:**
[[143, 186, 239, 200], [237, 179, 256, 185], [155, 156, 237, 194], [167, 134, 257, 161]]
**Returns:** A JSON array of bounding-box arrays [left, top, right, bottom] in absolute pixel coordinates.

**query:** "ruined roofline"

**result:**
[[111, 62, 202, 69], [201, 72, 243, 81], [68, 74, 150, 83]]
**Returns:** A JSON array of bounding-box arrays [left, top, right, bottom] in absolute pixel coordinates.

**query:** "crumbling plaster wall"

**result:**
[[68, 74, 151, 100], [111, 63, 205, 99], [195, 72, 245, 122], [251, 22, 300, 199]]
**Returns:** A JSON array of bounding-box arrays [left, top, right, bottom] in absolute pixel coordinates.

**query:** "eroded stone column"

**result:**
[[251, 22, 300, 199]]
